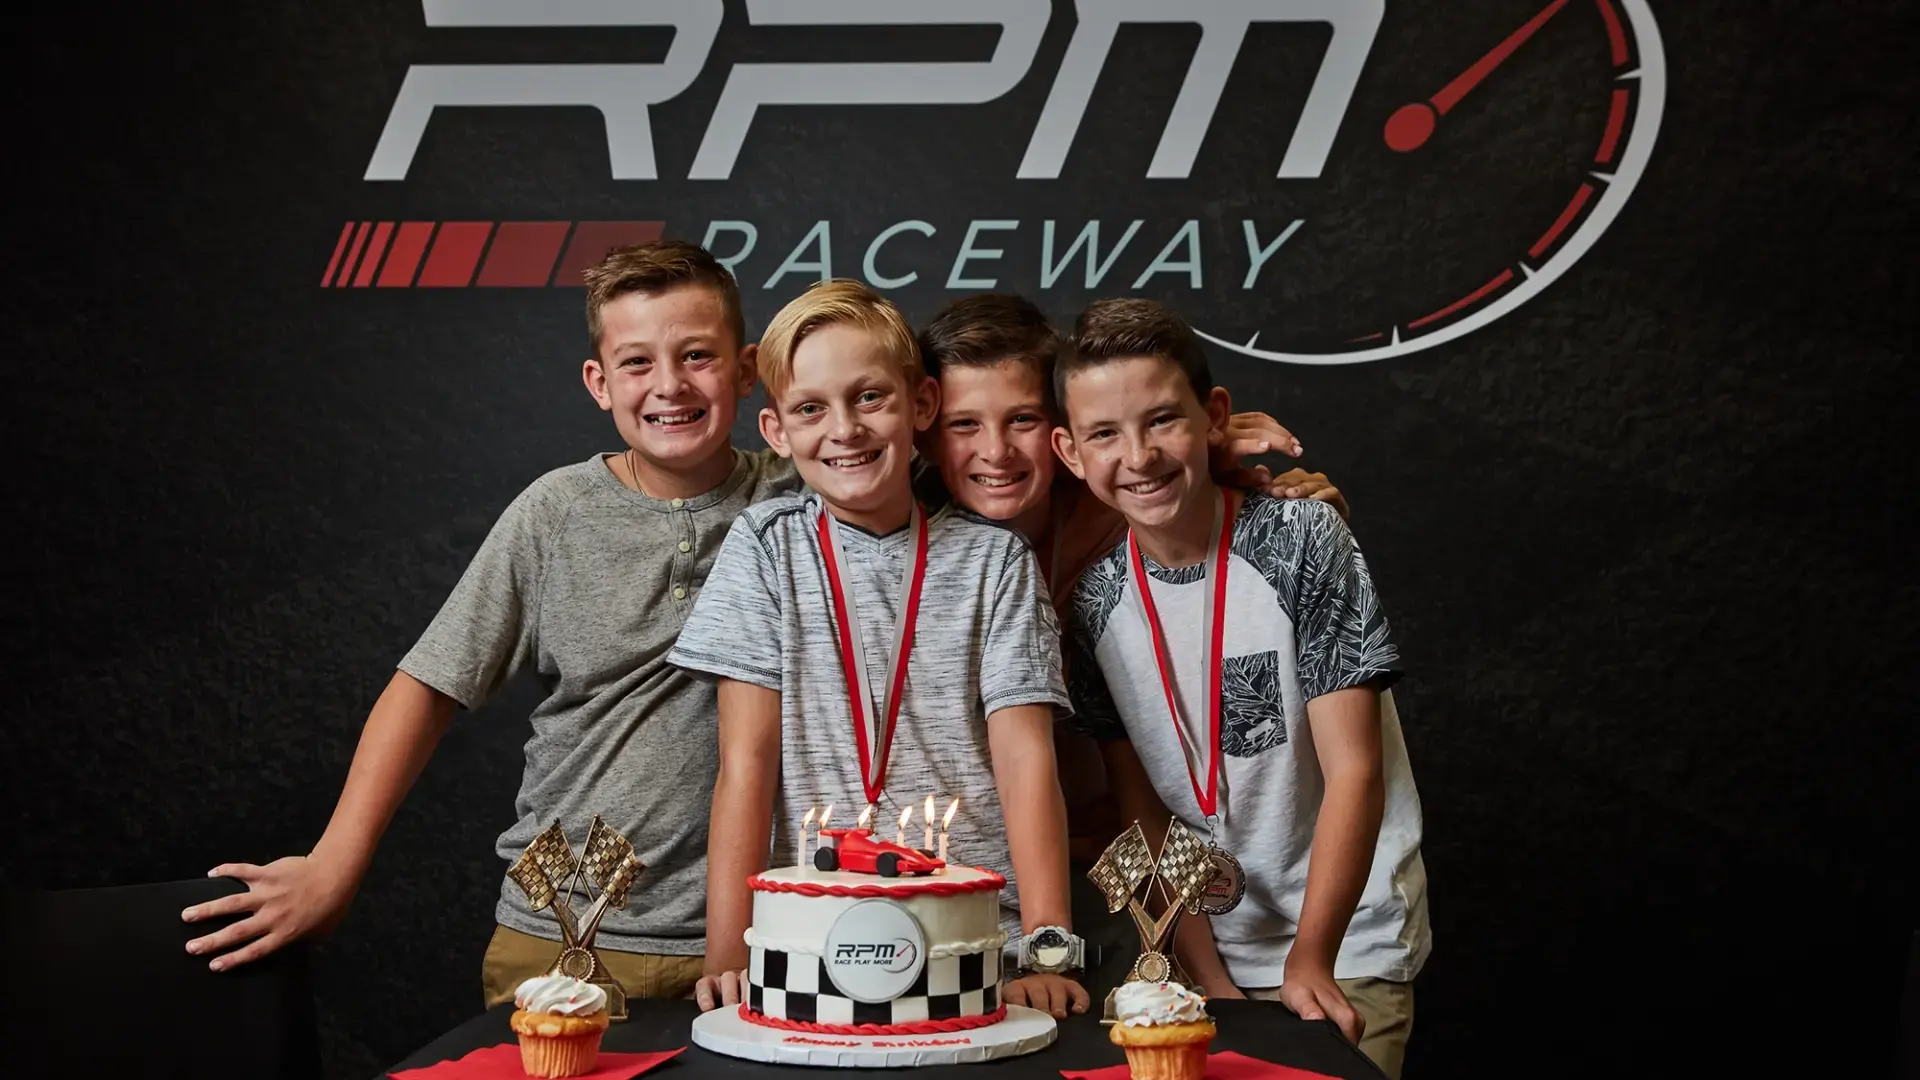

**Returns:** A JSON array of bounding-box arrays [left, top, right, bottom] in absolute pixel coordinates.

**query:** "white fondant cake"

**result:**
[[742, 864, 1008, 1032]]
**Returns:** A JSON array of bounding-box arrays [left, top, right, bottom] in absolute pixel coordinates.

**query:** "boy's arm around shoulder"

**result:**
[[184, 470, 574, 971]]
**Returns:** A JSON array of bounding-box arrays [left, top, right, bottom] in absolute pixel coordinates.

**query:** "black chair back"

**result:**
[[1, 877, 321, 1080]]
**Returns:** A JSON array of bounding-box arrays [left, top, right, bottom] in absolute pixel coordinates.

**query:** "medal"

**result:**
[[817, 501, 930, 806], [1127, 489, 1244, 916]]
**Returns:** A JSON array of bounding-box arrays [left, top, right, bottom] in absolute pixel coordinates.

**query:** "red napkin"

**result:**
[[389, 1044, 684, 1080], [1061, 1049, 1343, 1080]]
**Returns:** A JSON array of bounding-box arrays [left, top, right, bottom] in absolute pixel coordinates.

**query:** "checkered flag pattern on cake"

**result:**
[[747, 945, 1001, 1028], [1153, 820, 1215, 910], [1089, 823, 1154, 913]]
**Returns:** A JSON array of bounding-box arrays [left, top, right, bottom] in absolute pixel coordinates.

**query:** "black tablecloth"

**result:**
[[381, 1000, 1387, 1078]]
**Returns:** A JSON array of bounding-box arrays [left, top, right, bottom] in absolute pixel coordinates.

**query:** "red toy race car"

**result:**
[[814, 828, 946, 877]]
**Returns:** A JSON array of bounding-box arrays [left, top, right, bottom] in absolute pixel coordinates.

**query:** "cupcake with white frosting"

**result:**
[[1108, 980, 1215, 1080], [509, 974, 610, 1077]]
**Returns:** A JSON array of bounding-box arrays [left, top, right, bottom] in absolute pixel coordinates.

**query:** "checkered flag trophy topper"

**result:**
[[1087, 820, 1216, 1023], [506, 816, 645, 1021]]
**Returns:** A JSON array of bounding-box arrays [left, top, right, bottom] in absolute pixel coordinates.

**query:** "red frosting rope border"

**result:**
[[747, 870, 1006, 898], [739, 1003, 1008, 1036]]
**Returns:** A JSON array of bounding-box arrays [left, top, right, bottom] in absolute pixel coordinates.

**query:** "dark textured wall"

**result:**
[[4, 3, 1914, 1078]]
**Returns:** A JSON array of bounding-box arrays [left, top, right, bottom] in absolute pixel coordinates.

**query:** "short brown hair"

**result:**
[[581, 240, 745, 357], [917, 294, 1063, 416], [1058, 298, 1212, 410], [759, 279, 922, 401]]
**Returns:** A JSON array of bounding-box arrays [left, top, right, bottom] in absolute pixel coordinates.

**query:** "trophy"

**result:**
[[506, 815, 645, 1022], [1086, 820, 1216, 1023]]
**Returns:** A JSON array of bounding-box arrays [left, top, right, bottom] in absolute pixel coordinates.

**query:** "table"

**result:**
[[382, 1000, 1388, 1078]]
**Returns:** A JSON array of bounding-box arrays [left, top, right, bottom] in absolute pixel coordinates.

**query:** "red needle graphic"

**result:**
[[1385, 0, 1574, 152]]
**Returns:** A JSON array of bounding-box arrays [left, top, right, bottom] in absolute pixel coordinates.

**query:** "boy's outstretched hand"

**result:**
[[182, 854, 358, 971], [693, 969, 747, 1012], [1277, 969, 1364, 1045], [1003, 973, 1091, 1019]]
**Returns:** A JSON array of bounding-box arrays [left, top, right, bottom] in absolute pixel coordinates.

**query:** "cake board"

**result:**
[[692, 1003, 1057, 1068]]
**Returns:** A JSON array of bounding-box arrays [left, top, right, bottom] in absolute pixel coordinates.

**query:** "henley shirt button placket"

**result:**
[[670, 497, 684, 509], [673, 587, 687, 600]]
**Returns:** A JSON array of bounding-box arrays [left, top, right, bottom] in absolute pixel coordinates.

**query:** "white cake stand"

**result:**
[[691, 1004, 1058, 1068]]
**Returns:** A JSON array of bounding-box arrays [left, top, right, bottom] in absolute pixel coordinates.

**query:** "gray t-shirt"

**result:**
[[1065, 493, 1430, 986], [399, 450, 799, 954], [665, 493, 1071, 938]]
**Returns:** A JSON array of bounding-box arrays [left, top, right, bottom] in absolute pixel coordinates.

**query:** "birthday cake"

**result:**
[[739, 828, 1007, 1034]]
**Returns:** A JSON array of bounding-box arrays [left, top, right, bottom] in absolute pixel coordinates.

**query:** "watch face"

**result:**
[[1033, 929, 1067, 950]]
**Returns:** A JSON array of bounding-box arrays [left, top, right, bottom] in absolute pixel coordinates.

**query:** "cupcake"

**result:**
[[1108, 980, 1216, 1080], [510, 974, 610, 1077]]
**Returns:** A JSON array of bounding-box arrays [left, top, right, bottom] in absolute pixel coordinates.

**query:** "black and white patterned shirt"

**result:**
[[1065, 493, 1431, 986]]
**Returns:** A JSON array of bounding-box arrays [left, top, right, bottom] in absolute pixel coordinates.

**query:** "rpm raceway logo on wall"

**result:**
[[320, 0, 1664, 366]]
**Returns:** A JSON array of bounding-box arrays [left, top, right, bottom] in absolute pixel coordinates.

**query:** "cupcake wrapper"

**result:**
[[517, 1029, 604, 1078], [1120, 1041, 1212, 1080]]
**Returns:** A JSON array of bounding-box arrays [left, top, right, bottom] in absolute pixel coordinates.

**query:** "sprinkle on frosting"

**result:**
[[513, 974, 607, 1016], [1115, 980, 1210, 1027]]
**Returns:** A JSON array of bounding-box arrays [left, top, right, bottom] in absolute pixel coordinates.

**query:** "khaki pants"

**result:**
[[1244, 977, 1414, 1079], [481, 924, 706, 1009]]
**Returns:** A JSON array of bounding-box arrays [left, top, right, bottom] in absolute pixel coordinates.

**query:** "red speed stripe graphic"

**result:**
[[415, 222, 494, 288], [320, 222, 356, 287], [351, 222, 395, 287], [552, 221, 666, 286], [378, 222, 435, 287], [326, 221, 668, 287], [476, 221, 571, 287]]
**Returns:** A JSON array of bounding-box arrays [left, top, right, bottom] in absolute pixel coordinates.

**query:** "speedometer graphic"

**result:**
[[1196, 0, 1665, 366]]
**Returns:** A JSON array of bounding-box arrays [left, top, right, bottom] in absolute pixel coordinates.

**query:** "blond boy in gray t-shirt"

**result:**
[[672, 280, 1093, 1021]]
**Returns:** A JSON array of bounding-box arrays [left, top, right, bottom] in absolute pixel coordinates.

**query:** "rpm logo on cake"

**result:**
[[822, 900, 928, 1003]]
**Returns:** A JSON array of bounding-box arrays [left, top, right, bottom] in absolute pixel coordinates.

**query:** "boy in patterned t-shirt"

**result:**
[[1051, 299, 1430, 1079]]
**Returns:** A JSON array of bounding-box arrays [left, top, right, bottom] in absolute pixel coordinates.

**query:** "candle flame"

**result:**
[[820, 804, 834, 829], [924, 794, 935, 824], [942, 797, 959, 829], [802, 807, 817, 828], [857, 805, 874, 829], [898, 806, 913, 830]]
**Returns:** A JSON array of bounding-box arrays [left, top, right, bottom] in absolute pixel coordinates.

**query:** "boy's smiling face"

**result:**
[[762, 322, 939, 532], [585, 284, 755, 486], [1053, 354, 1232, 535], [930, 360, 1057, 527]]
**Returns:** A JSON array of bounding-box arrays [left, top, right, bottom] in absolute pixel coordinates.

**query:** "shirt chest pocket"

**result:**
[[1220, 650, 1287, 758]]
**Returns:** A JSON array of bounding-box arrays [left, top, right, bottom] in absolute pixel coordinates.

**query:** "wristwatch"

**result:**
[[1017, 925, 1085, 975]]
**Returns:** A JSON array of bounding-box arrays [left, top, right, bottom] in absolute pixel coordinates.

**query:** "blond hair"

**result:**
[[758, 279, 923, 401], [581, 240, 745, 357]]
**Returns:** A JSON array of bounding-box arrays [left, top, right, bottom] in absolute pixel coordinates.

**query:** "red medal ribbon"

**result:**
[[817, 502, 930, 807], [1126, 490, 1237, 819]]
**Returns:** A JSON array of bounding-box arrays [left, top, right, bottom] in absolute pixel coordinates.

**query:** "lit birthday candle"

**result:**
[[798, 806, 816, 867], [923, 795, 935, 850], [896, 806, 912, 846], [939, 798, 959, 863], [858, 804, 874, 831]]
